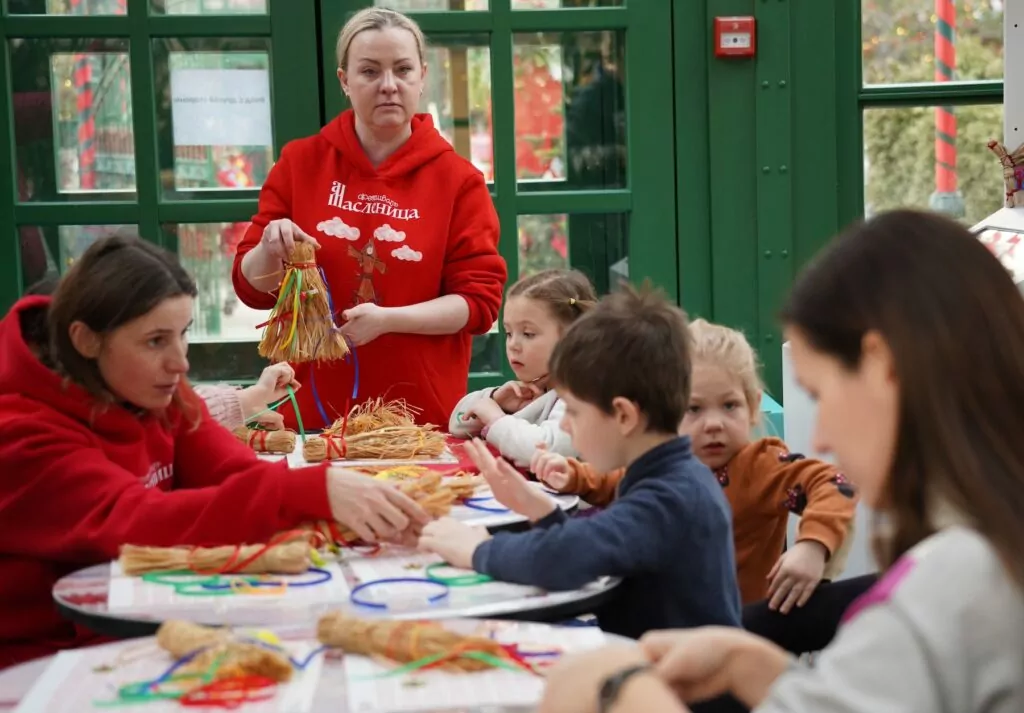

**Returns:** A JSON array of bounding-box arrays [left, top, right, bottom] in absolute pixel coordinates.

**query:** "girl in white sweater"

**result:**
[[449, 269, 597, 467]]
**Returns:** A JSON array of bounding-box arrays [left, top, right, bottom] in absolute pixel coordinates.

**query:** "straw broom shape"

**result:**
[[305, 472, 457, 544], [303, 398, 446, 462], [156, 620, 293, 683], [989, 140, 1024, 208], [317, 613, 509, 672], [233, 426, 297, 455], [258, 242, 349, 364], [118, 532, 314, 576]]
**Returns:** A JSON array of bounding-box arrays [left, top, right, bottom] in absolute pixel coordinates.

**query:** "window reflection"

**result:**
[[11, 38, 136, 203]]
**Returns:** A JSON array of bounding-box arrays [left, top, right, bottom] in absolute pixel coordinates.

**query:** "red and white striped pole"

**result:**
[[71, 0, 96, 190], [929, 0, 964, 216]]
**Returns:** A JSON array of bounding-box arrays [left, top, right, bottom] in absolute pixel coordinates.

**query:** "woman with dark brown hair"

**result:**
[[538, 209, 1024, 713], [0, 236, 428, 669]]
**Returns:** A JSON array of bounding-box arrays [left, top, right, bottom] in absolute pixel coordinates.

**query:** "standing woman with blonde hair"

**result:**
[[233, 8, 506, 429]]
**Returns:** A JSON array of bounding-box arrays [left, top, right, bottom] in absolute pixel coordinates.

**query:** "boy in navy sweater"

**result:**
[[420, 285, 741, 639]]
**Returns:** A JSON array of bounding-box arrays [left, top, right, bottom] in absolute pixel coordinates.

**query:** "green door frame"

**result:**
[[319, 0, 679, 391]]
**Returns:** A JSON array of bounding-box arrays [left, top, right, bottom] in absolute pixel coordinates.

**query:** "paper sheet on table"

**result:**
[[13, 641, 324, 713], [343, 623, 608, 712], [107, 561, 349, 611]]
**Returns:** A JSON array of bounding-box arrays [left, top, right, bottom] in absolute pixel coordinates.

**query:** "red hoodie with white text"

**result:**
[[0, 296, 334, 668], [232, 110, 506, 430]]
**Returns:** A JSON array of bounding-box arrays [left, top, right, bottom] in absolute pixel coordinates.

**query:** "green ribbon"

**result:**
[[424, 562, 492, 587]]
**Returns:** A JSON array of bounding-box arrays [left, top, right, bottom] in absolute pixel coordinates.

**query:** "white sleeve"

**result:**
[[447, 388, 493, 438], [755, 600, 947, 713], [483, 398, 573, 467]]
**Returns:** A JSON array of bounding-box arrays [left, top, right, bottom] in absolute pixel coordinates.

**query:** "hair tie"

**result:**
[[568, 298, 577, 306]]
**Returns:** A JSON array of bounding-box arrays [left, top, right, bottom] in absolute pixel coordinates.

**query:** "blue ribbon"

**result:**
[[302, 267, 360, 429]]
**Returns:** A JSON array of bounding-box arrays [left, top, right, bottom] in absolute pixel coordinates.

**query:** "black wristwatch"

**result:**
[[598, 663, 651, 713]]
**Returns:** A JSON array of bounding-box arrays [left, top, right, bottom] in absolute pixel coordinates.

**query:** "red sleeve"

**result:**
[[0, 414, 333, 562], [231, 144, 295, 310], [442, 171, 507, 335]]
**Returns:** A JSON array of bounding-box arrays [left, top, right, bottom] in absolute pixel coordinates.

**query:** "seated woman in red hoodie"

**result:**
[[233, 7, 507, 430], [0, 236, 430, 669]]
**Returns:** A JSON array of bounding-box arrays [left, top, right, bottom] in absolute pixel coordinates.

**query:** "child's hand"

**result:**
[[418, 517, 490, 569], [464, 397, 506, 426], [465, 439, 556, 521], [767, 540, 828, 614], [491, 380, 543, 414], [240, 363, 300, 425], [530, 443, 572, 491]]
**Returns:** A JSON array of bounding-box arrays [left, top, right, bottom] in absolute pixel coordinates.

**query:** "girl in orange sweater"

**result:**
[[535, 319, 858, 612]]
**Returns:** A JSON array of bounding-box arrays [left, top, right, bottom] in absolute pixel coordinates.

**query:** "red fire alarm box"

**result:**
[[714, 16, 756, 58]]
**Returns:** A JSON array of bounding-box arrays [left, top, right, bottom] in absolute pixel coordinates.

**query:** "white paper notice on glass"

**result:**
[[170, 68, 272, 147]]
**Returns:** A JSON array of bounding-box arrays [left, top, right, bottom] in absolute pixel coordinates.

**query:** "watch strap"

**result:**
[[598, 663, 651, 713]]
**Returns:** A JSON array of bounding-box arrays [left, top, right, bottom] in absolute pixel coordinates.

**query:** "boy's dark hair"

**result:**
[[506, 268, 598, 328], [550, 282, 691, 434]]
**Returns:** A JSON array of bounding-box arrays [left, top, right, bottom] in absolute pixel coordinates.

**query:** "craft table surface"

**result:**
[[53, 558, 621, 640], [0, 620, 630, 712], [259, 439, 581, 531]]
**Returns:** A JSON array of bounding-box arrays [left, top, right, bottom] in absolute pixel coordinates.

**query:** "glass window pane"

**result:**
[[512, 0, 623, 7], [11, 38, 136, 202], [166, 222, 267, 343], [470, 331, 502, 373], [863, 104, 1005, 225], [153, 40, 273, 199], [376, 0, 488, 10], [513, 31, 626, 191], [151, 0, 266, 14], [861, 0, 1004, 85], [422, 37, 492, 180], [19, 224, 136, 289], [518, 212, 628, 294], [6, 0, 126, 14]]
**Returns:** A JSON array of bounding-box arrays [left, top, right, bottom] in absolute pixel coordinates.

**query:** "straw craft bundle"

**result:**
[[302, 398, 446, 462], [156, 620, 293, 683], [258, 242, 349, 364], [305, 472, 456, 544], [360, 465, 483, 500], [989, 140, 1024, 208], [119, 532, 313, 576], [317, 613, 507, 672], [233, 426, 297, 455]]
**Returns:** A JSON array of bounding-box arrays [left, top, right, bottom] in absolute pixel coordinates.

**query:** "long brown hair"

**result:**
[[781, 209, 1024, 588], [45, 235, 200, 421]]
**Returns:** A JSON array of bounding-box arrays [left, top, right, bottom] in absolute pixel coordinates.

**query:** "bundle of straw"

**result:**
[[305, 472, 456, 544], [303, 425, 446, 462], [119, 532, 314, 576], [345, 397, 420, 434], [989, 140, 1024, 208], [258, 242, 349, 364], [361, 465, 483, 500], [317, 613, 507, 672], [157, 621, 293, 683], [302, 398, 446, 462], [233, 426, 297, 455]]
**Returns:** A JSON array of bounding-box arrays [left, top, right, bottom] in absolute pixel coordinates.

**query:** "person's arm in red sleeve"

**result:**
[[441, 172, 506, 335], [0, 417, 333, 562], [232, 145, 294, 309], [382, 171, 506, 336]]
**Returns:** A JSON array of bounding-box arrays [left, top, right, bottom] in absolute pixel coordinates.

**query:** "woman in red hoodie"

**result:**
[[0, 236, 429, 669], [233, 7, 507, 431]]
